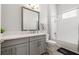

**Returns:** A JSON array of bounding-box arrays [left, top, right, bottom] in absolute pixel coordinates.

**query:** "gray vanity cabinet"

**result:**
[[1, 38, 29, 55], [30, 35, 46, 55], [2, 43, 29, 55], [30, 40, 40, 55], [1, 46, 16, 55], [39, 39, 46, 54], [1, 35, 46, 55], [14, 43, 29, 55]]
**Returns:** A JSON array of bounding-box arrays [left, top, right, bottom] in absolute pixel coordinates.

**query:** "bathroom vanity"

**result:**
[[1, 33, 46, 55], [1, 5, 46, 55]]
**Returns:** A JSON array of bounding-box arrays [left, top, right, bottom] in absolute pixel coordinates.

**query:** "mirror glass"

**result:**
[[22, 7, 39, 31]]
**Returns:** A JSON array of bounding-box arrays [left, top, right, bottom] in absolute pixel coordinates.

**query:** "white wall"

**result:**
[[1, 4, 22, 35], [39, 4, 48, 33], [57, 4, 79, 51], [48, 4, 57, 40], [1, 4, 48, 35]]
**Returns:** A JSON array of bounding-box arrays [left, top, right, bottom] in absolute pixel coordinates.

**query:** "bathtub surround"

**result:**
[[56, 4, 79, 52]]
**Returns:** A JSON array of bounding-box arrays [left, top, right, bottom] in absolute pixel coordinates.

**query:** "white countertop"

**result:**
[[0, 33, 46, 43]]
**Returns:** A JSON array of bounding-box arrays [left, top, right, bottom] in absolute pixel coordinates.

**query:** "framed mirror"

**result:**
[[21, 7, 39, 31]]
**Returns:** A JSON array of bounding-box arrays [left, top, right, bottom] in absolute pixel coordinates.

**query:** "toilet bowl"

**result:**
[[46, 40, 63, 55]]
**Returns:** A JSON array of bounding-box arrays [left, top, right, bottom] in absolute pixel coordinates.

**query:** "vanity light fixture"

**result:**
[[24, 4, 40, 11]]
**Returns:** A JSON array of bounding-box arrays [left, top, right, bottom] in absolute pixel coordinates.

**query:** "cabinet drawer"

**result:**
[[30, 35, 46, 42], [2, 37, 29, 47]]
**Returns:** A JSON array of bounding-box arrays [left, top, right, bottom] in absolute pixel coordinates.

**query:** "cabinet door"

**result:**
[[2, 43, 29, 55], [15, 43, 29, 55], [39, 39, 46, 54], [30, 40, 40, 55], [1, 47, 15, 55]]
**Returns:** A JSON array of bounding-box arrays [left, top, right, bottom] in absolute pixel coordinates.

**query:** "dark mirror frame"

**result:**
[[21, 7, 40, 31]]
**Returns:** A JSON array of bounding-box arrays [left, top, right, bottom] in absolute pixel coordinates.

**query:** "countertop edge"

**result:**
[[0, 33, 47, 43]]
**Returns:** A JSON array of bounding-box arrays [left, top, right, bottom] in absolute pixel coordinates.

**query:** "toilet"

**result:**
[[46, 40, 63, 55]]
